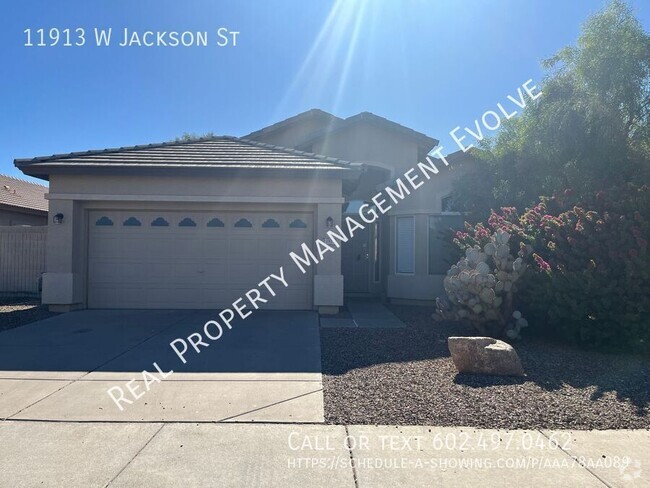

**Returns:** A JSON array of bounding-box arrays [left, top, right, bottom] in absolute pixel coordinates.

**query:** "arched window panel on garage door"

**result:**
[[262, 218, 281, 228], [123, 217, 141, 227], [234, 218, 253, 228], [289, 218, 307, 229], [207, 217, 225, 228], [95, 216, 114, 226], [151, 217, 169, 227], [178, 217, 197, 227]]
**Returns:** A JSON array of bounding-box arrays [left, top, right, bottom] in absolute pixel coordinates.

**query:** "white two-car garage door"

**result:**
[[87, 210, 313, 309]]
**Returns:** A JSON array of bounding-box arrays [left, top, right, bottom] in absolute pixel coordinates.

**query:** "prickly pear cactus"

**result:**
[[435, 229, 530, 338]]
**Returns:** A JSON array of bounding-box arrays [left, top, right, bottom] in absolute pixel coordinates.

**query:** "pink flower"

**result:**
[[533, 253, 551, 272]]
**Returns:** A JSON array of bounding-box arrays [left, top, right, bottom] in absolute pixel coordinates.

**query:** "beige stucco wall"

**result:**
[[48, 174, 340, 200], [245, 117, 474, 303], [44, 173, 344, 312], [384, 160, 472, 302], [311, 122, 470, 303], [311, 124, 420, 170]]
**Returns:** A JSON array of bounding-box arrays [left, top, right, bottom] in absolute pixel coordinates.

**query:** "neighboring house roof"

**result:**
[[295, 111, 438, 151], [0, 174, 48, 213], [15, 136, 357, 180], [244, 109, 343, 140]]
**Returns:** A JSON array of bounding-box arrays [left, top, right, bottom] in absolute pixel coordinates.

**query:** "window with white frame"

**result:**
[[396, 216, 415, 274], [428, 214, 464, 274]]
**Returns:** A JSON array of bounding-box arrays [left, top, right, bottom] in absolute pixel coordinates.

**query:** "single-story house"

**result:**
[[16, 109, 471, 313], [0, 174, 48, 226]]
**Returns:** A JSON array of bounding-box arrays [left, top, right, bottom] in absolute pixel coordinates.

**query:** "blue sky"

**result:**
[[2, 0, 649, 184]]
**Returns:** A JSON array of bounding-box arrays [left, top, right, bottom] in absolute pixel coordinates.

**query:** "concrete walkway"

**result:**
[[0, 310, 324, 423], [0, 422, 646, 487], [320, 299, 406, 329]]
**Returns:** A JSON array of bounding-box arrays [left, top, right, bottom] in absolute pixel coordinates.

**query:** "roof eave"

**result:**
[[17, 164, 360, 181], [0, 201, 48, 214]]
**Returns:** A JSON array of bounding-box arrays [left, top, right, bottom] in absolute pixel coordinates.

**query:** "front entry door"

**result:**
[[341, 225, 370, 293]]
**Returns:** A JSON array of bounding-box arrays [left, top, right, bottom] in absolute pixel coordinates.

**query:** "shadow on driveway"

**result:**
[[0, 309, 321, 374], [0, 309, 324, 423]]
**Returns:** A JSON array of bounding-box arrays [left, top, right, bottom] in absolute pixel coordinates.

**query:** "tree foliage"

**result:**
[[454, 0, 650, 220], [174, 131, 216, 142]]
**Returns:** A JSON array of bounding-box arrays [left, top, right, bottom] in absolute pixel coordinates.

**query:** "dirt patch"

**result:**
[[321, 305, 650, 429]]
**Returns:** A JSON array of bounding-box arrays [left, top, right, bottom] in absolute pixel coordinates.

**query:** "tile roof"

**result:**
[[295, 111, 438, 150], [16, 136, 356, 180], [246, 109, 438, 151], [0, 174, 48, 212], [244, 109, 343, 140]]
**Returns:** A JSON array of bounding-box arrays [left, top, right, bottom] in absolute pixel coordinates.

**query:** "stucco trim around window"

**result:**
[[395, 216, 415, 275]]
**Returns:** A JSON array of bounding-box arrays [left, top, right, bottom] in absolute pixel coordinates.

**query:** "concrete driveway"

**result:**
[[0, 310, 323, 422]]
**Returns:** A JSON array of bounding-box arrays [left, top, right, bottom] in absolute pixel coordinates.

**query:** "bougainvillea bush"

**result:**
[[440, 184, 649, 351]]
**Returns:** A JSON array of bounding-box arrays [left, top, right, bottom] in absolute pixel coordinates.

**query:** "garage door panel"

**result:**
[[88, 260, 148, 284], [172, 263, 206, 284], [89, 237, 125, 259], [173, 237, 204, 256], [203, 263, 228, 284], [114, 286, 145, 308], [148, 238, 176, 256], [262, 240, 289, 256], [87, 286, 117, 309], [283, 264, 311, 284], [204, 238, 228, 256], [88, 210, 313, 309], [227, 263, 263, 285], [227, 239, 259, 259], [151, 287, 202, 306], [147, 262, 174, 282], [286, 238, 312, 255], [127, 237, 156, 256]]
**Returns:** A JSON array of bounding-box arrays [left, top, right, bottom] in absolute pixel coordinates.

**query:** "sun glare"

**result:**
[[274, 0, 373, 119]]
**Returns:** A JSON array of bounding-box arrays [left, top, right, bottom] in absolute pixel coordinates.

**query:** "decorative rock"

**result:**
[[448, 337, 525, 376]]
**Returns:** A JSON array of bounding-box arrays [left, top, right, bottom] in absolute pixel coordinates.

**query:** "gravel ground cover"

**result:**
[[0, 299, 56, 333], [321, 305, 650, 429]]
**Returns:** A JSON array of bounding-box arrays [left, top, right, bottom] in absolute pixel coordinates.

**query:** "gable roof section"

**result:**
[[15, 136, 356, 180], [244, 109, 343, 140], [295, 111, 438, 151], [0, 174, 48, 212]]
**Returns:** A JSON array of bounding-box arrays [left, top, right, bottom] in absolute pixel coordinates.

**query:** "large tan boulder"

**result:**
[[448, 336, 525, 376]]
